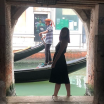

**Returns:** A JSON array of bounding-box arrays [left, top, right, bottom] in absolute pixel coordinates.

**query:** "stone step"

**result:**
[[6, 96, 93, 104]]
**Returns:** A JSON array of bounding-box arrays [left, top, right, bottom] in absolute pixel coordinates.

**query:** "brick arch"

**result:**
[[10, 6, 91, 96]]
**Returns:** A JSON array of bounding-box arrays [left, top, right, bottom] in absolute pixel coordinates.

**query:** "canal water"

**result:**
[[14, 58, 86, 96]]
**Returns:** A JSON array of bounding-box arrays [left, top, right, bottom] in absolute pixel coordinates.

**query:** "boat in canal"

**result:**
[[14, 41, 45, 62], [14, 57, 86, 83]]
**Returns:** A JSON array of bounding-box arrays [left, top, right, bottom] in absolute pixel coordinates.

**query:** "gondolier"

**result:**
[[39, 18, 55, 67]]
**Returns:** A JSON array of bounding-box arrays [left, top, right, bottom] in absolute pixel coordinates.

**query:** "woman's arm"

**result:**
[[52, 40, 67, 68]]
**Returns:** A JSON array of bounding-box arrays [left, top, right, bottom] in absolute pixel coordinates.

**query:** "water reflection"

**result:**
[[70, 76, 86, 88], [14, 59, 86, 96], [15, 68, 86, 96]]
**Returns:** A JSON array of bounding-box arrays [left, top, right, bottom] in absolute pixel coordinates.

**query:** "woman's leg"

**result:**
[[53, 83, 61, 96], [65, 83, 71, 96]]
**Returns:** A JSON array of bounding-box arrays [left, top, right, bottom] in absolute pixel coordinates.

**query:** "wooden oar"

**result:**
[[40, 35, 46, 45]]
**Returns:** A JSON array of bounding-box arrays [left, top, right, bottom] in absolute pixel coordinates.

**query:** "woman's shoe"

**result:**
[[52, 95, 58, 102]]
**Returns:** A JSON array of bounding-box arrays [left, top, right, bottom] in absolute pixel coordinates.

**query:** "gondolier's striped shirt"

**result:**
[[45, 25, 53, 44]]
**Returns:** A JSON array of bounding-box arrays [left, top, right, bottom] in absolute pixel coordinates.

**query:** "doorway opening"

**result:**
[[13, 7, 88, 96]]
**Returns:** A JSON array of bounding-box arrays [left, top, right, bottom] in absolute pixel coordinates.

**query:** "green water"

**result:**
[[14, 59, 45, 69], [14, 59, 86, 96]]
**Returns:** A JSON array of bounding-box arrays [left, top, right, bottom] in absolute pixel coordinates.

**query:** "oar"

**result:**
[[40, 35, 46, 45]]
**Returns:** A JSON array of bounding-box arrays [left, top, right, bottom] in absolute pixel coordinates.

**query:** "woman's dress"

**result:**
[[49, 42, 70, 84]]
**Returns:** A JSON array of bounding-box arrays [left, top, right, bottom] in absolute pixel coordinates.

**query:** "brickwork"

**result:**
[[85, 4, 104, 104], [0, 1, 7, 99], [86, 8, 95, 95], [0, 25, 6, 81], [93, 4, 104, 104], [5, 3, 14, 87], [94, 35, 104, 104], [5, 4, 15, 96], [0, 1, 15, 97], [23, 51, 87, 60]]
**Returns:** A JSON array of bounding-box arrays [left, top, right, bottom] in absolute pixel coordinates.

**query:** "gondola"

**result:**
[[14, 57, 86, 83], [14, 42, 45, 62]]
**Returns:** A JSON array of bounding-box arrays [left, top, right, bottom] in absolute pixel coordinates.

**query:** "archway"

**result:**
[[0, 0, 104, 104], [11, 6, 91, 96]]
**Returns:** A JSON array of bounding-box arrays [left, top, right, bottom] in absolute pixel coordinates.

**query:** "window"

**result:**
[[34, 14, 47, 42], [55, 8, 79, 31]]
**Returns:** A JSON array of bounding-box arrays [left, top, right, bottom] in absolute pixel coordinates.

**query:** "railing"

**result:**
[[13, 34, 86, 50]]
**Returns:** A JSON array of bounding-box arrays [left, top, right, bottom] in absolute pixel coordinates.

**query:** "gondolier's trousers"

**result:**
[[45, 44, 52, 63]]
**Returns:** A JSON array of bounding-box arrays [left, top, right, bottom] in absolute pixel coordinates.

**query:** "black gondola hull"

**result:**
[[14, 42, 45, 62], [14, 57, 86, 83]]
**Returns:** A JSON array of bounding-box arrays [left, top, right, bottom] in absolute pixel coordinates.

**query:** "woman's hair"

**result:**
[[59, 27, 70, 43]]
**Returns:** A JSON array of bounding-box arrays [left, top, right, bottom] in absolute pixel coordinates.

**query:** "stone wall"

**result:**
[[0, 1, 15, 97], [93, 4, 104, 104], [5, 4, 15, 96], [86, 8, 95, 95]]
